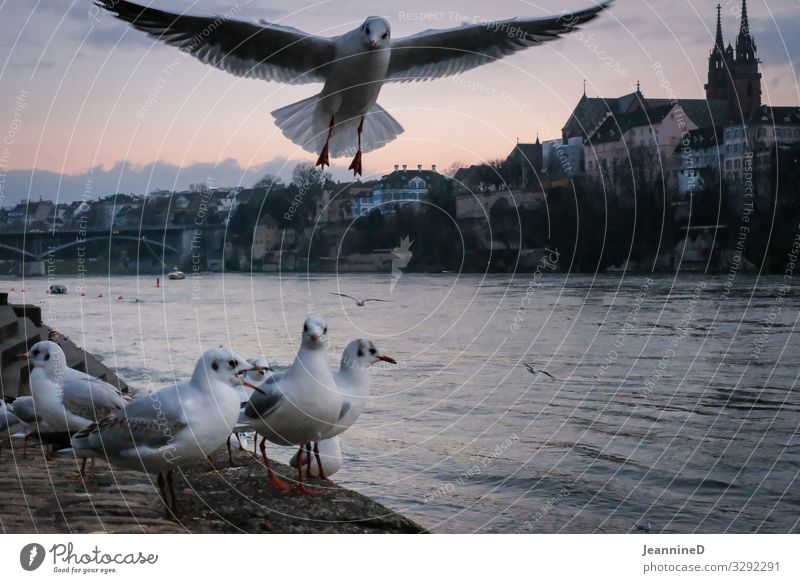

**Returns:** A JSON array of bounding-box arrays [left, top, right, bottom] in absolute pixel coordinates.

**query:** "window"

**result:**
[[726, 160, 732, 170], [734, 159, 740, 169]]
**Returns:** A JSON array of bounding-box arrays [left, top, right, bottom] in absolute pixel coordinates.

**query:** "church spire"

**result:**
[[735, 0, 756, 62], [739, 0, 749, 37], [715, 4, 724, 49]]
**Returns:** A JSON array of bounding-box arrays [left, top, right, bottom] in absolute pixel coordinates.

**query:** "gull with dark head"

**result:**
[[23, 340, 128, 475], [94, 1, 613, 175], [72, 348, 264, 517]]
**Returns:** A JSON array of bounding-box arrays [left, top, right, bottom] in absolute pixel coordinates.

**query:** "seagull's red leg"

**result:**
[[316, 116, 334, 168], [305, 442, 313, 476], [260, 436, 292, 491], [348, 116, 364, 176], [296, 446, 323, 496], [313, 441, 331, 482], [22, 436, 28, 459]]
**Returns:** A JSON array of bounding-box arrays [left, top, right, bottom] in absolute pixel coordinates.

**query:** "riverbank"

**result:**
[[0, 442, 425, 534], [0, 293, 425, 534]]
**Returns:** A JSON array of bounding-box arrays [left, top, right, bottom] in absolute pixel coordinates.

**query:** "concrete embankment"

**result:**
[[0, 292, 425, 534]]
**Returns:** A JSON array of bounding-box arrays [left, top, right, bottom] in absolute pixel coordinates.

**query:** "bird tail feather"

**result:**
[[271, 96, 403, 158]]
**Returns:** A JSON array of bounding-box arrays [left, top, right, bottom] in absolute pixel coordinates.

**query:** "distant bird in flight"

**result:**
[[94, 1, 613, 175], [521, 364, 556, 380], [330, 292, 390, 307]]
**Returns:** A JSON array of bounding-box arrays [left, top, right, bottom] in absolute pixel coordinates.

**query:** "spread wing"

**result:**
[[94, 0, 336, 84], [387, 2, 612, 83], [61, 373, 127, 422]]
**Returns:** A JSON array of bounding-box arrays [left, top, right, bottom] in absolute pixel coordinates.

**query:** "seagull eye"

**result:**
[[304, 324, 308, 333], [382, 33, 387, 39], [357, 349, 364, 357], [228, 359, 236, 368], [44, 354, 50, 361], [369, 348, 376, 355], [365, 27, 370, 35], [33, 349, 39, 356], [323, 327, 328, 335], [212, 362, 219, 371]]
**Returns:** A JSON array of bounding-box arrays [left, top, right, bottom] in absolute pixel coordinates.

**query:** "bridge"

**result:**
[[0, 226, 218, 273]]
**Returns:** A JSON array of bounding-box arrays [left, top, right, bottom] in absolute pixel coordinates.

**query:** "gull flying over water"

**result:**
[[330, 292, 390, 307], [94, 0, 612, 175], [522, 363, 556, 380]]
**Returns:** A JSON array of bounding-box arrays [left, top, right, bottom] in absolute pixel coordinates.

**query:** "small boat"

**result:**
[[48, 284, 67, 295], [167, 267, 186, 280]]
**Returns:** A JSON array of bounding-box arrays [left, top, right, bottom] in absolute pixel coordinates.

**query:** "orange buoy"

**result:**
[[80, 292, 86, 297], [98, 293, 103, 298], [117, 295, 124, 300], [156, 277, 160, 288]]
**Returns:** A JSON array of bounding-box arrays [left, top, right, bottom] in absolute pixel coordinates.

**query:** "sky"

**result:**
[[0, 0, 798, 204]]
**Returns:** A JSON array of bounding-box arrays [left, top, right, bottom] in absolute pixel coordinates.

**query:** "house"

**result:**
[[251, 216, 279, 260], [676, 126, 723, 195], [318, 180, 375, 223], [355, 165, 444, 215], [584, 103, 697, 192], [505, 139, 543, 188], [722, 106, 800, 188]]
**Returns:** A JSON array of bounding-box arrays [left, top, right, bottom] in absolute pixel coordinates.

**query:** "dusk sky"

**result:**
[[1, 0, 798, 203]]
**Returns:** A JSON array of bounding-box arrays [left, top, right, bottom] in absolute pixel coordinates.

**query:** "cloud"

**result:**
[[751, 11, 800, 78], [0, 157, 298, 205]]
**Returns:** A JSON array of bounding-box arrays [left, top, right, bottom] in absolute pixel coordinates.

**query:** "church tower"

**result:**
[[730, 0, 762, 118], [705, 4, 730, 101]]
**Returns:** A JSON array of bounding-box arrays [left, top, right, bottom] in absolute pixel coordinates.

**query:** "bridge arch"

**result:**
[[0, 243, 35, 259], [35, 236, 181, 260]]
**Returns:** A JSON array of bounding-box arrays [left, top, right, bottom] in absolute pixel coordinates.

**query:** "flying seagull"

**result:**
[[522, 364, 556, 380], [93, 1, 613, 176], [330, 292, 390, 307]]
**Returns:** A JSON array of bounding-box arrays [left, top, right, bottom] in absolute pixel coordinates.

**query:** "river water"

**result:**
[[7, 271, 799, 533]]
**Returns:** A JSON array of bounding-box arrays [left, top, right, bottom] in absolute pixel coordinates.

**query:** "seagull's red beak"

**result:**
[[15, 353, 29, 361], [377, 355, 397, 364], [369, 40, 378, 49], [240, 379, 268, 395], [237, 366, 269, 395]]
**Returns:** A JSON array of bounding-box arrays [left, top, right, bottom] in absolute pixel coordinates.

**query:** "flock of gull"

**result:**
[[0, 315, 395, 516]]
